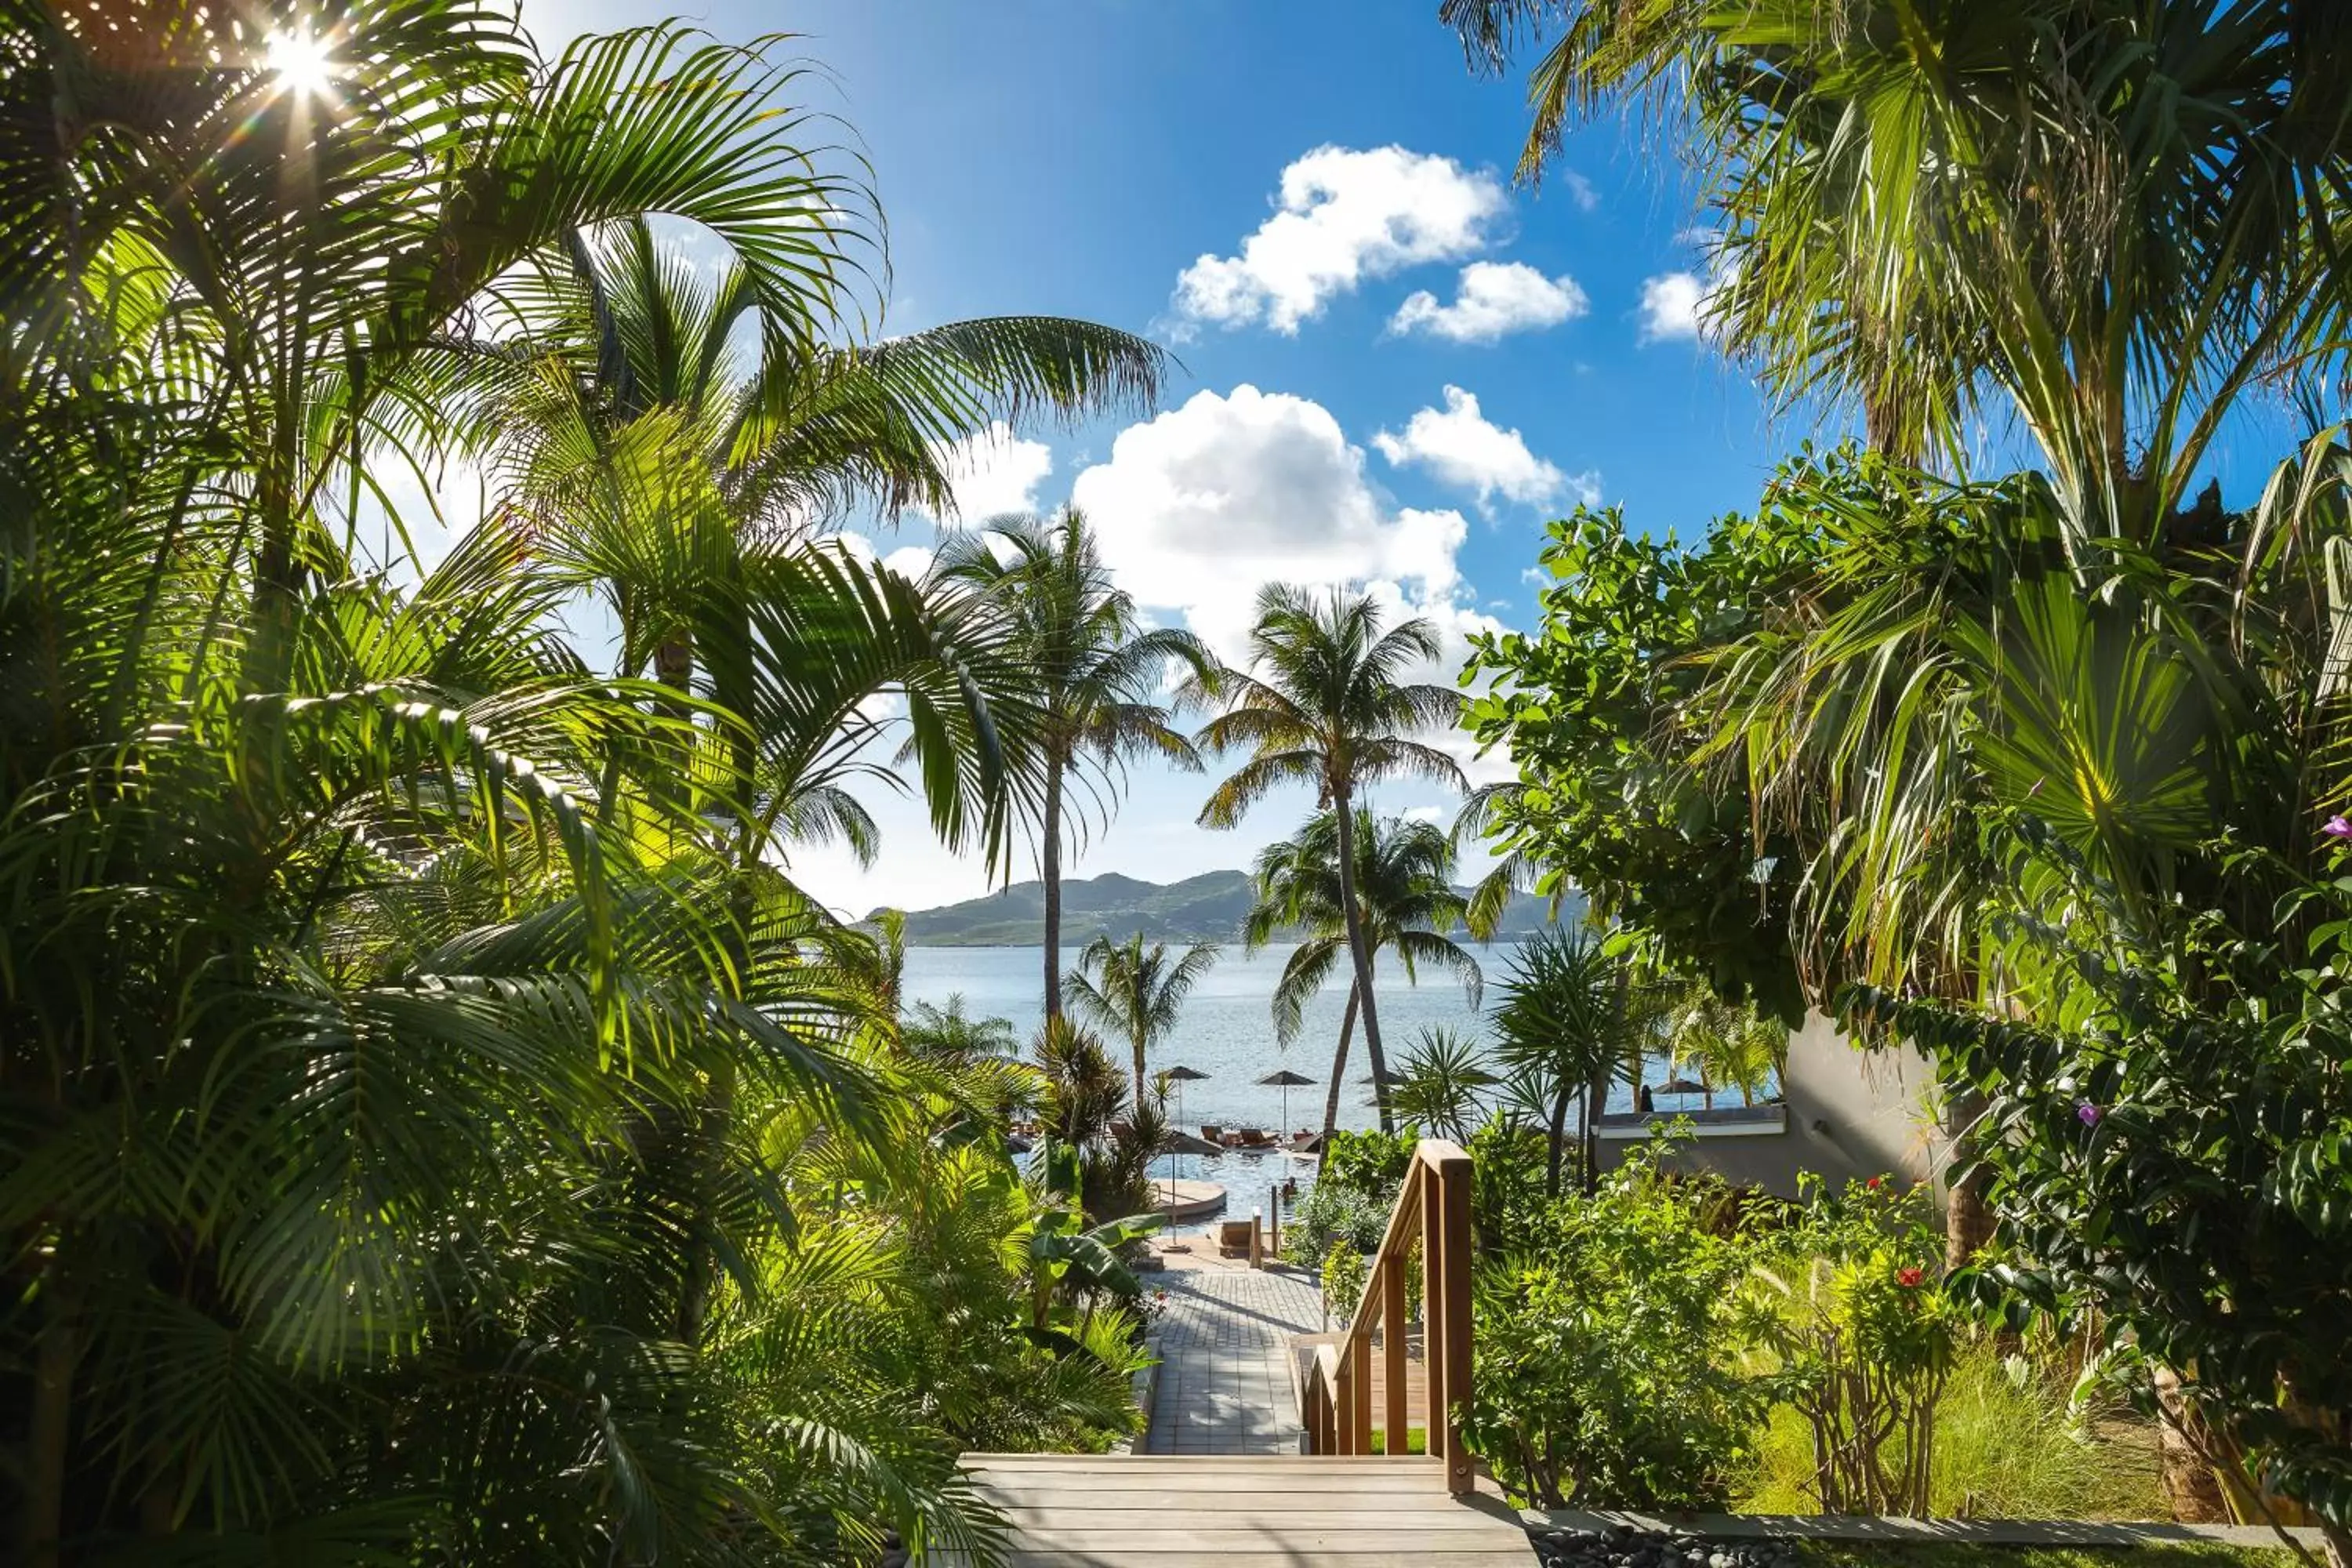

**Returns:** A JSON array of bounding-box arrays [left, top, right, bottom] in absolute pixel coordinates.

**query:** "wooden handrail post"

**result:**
[[1421, 1160, 1446, 1465], [1330, 1341, 1356, 1454], [1299, 1138, 1473, 1481], [1433, 1148, 1475, 1494], [1379, 1251, 1407, 1452], [1347, 1294, 1374, 1455]]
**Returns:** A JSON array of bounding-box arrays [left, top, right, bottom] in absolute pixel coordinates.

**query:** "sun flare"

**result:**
[[263, 27, 337, 96]]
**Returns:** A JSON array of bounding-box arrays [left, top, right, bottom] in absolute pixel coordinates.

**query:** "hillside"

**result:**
[[871, 869, 1581, 947]]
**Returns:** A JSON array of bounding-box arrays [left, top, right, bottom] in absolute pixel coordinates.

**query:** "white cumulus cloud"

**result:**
[[1639, 270, 1715, 343], [1372, 386, 1598, 512], [1172, 146, 1508, 336], [1391, 260, 1588, 344], [908, 421, 1054, 521], [1068, 384, 1472, 660]]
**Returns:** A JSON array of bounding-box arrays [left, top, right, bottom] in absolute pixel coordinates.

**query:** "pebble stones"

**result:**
[[1530, 1524, 1804, 1568]]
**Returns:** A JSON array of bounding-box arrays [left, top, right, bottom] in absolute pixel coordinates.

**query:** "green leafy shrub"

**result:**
[[1283, 1180, 1388, 1266], [1283, 1128, 1414, 1266], [1460, 1138, 1767, 1508], [1470, 1115, 1559, 1254], [1739, 1340, 2167, 1521], [1320, 1128, 1415, 1204], [1323, 1240, 1369, 1327], [1748, 1175, 1957, 1515], [1853, 827, 2352, 1537]]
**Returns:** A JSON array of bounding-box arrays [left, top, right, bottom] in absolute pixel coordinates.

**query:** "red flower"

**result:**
[[1896, 1266, 1924, 1288], [1865, 1176, 1885, 1191]]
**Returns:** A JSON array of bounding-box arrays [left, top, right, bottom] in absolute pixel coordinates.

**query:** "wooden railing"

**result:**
[[1299, 1138, 1475, 1493]]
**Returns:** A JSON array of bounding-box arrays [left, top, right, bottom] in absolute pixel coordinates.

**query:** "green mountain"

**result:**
[[872, 870, 1581, 948]]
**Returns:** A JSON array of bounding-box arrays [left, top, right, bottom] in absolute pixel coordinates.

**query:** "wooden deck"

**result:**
[[956, 1454, 1538, 1568]]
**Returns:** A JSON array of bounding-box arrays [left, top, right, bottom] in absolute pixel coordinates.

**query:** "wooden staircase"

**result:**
[[958, 1142, 1536, 1566], [956, 1454, 1538, 1567]]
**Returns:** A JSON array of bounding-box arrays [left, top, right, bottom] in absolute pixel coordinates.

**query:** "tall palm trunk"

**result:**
[[1320, 981, 1360, 1138], [1042, 753, 1065, 1021], [1331, 789, 1392, 1132], [24, 1268, 78, 1568], [1944, 1087, 1996, 1270]]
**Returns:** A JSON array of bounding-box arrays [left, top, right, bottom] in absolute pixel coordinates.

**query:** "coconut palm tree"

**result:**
[[1064, 930, 1222, 1103], [934, 510, 1215, 1018], [468, 220, 1174, 1344], [1244, 808, 1484, 1135], [1197, 586, 1468, 1125]]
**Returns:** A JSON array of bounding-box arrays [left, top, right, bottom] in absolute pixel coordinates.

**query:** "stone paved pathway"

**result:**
[[1143, 1259, 1325, 1454]]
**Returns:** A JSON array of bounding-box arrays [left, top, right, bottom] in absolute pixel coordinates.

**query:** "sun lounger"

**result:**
[[1236, 1127, 1272, 1148], [1200, 1124, 1224, 1144]]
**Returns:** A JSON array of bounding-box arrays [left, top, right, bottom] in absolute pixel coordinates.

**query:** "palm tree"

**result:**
[[1664, 982, 1788, 1109], [1392, 1026, 1496, 1142], [1447, 1, 2352, 541], [935, 509, 1215, 1018], [471, 220, 1173, 1343], [477, 223, 1170, 878], [1490, 926, 1635, 1197], [1063, 930, 1222, 1102], [0, 13, 1152, 1556], [1197, 586, 1468, 1127], [904, 994, 1023, 1062], [1244, 808, 1484, 1135]]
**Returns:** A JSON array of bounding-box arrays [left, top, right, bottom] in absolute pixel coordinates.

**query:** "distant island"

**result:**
[[869, 869, 1582, 948]]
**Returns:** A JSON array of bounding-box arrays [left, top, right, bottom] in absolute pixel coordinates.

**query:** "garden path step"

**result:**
[[953, 1454, 1539, 1567]]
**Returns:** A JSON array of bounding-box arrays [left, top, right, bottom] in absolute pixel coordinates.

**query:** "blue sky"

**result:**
[[514, 0, 1825, 915]]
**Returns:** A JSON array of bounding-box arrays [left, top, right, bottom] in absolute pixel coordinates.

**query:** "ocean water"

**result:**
[[898, 942, 1715, 1192]]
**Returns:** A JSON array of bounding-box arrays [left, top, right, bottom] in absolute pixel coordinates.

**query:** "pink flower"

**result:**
[[2077, 1100, 2103, 1127], [2325, 816, 2352, 840], [1896, 1266, 1924, 1288]]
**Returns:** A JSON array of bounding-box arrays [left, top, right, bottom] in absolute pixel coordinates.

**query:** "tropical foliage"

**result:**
[[1392, 1026, 1495, 1142], [1033, 1015, 1166, 1224], [1488, 927, 1637, 1196], [1198, 586, 1468, 1127], [934, 510, 1212, 1018], [1063, 930, 1221, 1104], [1243, 807, 1483, 1134], [1454, 1, 2352, 1549], [1279, 1130, 1414, 1268], [1462, 1138, 1769, 1510], [0, 6, 1168, 1562], [1663, 979, 1788, 1109]]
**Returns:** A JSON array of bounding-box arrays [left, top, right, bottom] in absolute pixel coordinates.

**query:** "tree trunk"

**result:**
[[1545, 1083, 1572, 1198], [1320, 982, 1359, 1138], [1331, 790, 1392, 1132], [1043, 755, 1064, 1022], [26, 1283, 78, 1568], [1944, 1087, 1996, 1270], [1583, 1068, 1609, 1195], [2153, 1364, 2230, 1523]]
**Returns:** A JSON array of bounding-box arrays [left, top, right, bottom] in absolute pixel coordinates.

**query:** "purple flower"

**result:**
[[2076, 1100, 2103, 1127], [2325, 815, 2352, 840]]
